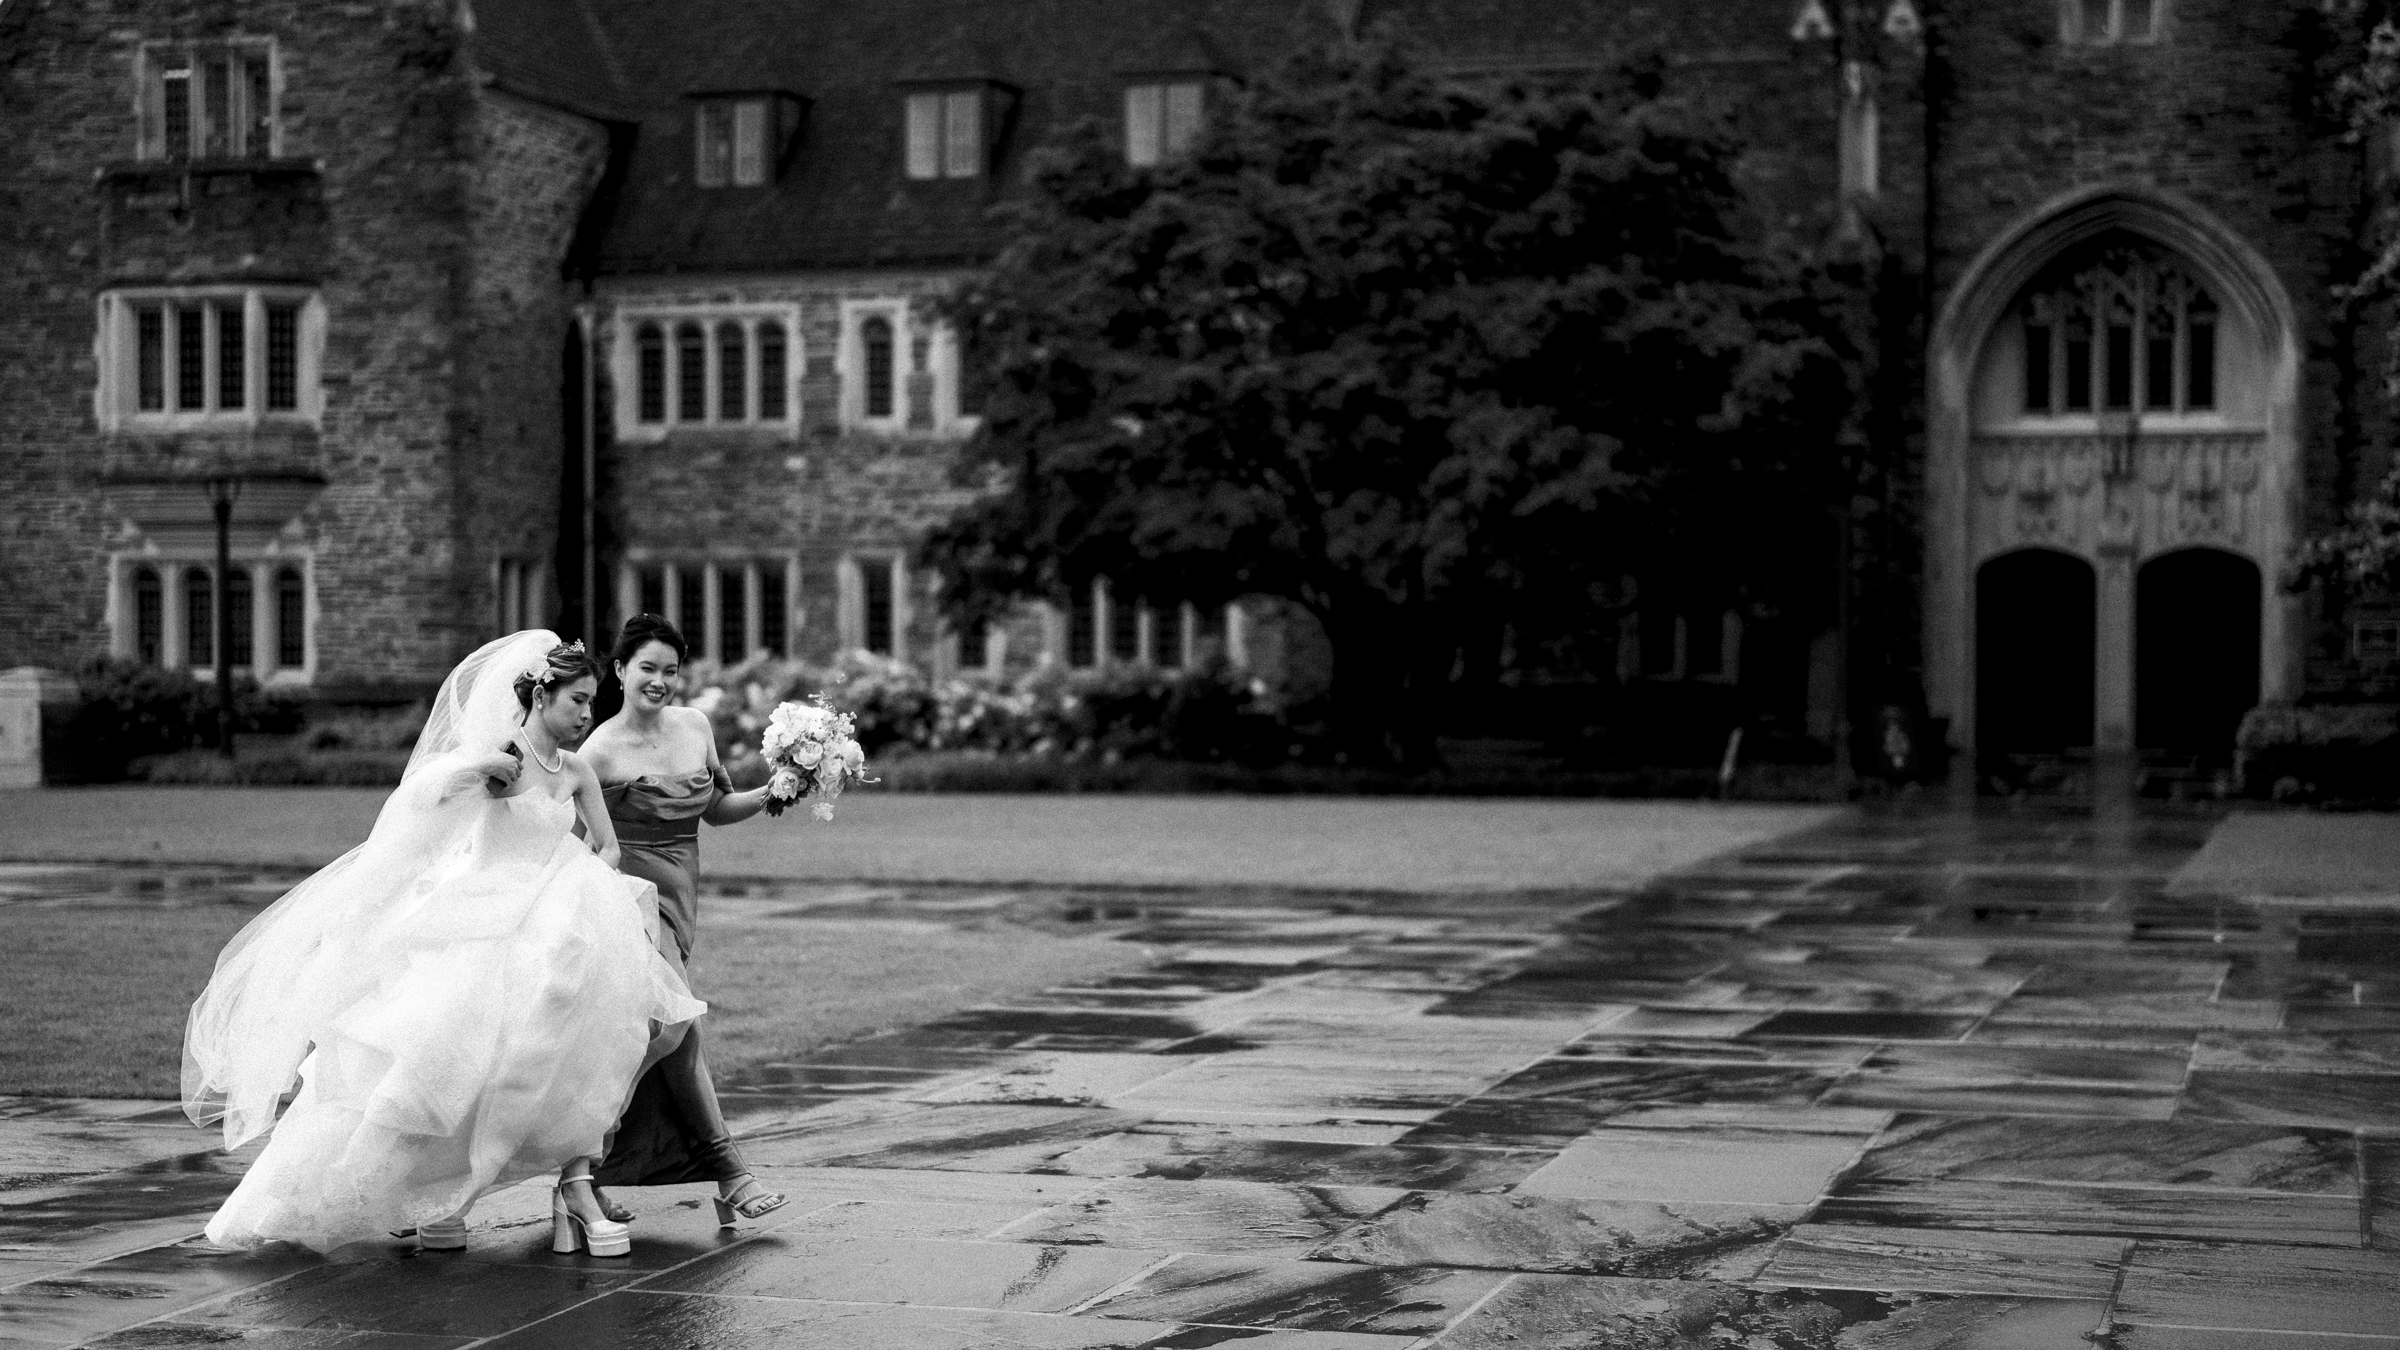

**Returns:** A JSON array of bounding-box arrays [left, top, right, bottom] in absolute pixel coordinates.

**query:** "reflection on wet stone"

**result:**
[[1848, 1116, 2360, 1193], [1431, 1274, 1968, 1350], [637, 1234, 1159, 1312], [990, 1180, 1407, 1254], [1818, 1177, 2364, 1247], [187, 1260, 641, 1339], [1479, 1058, 1843, 1109], [2178, 1070, 2400, 1131], [20, 801, 2400, 1343], [1307, 1191, 1807, 1279], [1078, 1252, 1504, 1335], [1759, 1223, 2130, 1298], [1045, 1131, 1553, 1191]]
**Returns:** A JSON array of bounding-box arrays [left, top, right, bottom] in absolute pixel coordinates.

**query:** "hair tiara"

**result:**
[[524, 639, 589, 689]]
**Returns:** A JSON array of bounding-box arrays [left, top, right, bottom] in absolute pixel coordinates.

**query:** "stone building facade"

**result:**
[[0, 0, 2387, 763]]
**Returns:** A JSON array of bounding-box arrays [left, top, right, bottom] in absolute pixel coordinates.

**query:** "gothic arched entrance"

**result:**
[[2136, 548, 2260, 757], [1926, 186, 2301, 765], [1978, 549, 2095, 755]]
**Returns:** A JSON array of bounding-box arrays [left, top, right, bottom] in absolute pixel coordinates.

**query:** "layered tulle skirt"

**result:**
[[191, 791, 704, 1252]]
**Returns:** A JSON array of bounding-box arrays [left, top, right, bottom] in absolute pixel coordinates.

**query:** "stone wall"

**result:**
[[0, 1, 619, 699], [590, 271, 991, 670], [1926, 0, 2363, 699], [457, 87, 612, 645]]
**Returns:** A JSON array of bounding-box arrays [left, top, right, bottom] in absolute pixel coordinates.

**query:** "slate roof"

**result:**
[[578, 0, 1821, 275], [470, 0, 640, 123]]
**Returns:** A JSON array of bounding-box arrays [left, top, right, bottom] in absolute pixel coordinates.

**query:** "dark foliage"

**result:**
[[928, 37, 1860, 765], [59, 660, 306, 782]]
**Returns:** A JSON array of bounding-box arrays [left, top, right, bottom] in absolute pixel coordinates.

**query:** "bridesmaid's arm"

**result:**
[[694, 711, 773, 826], [566, 754, 622, 869]]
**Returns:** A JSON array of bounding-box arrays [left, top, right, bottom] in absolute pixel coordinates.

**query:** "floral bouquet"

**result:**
[[759, 695, 873, 820]]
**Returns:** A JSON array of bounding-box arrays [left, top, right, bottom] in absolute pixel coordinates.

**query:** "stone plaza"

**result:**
[[3, 793, 2397, 1348]]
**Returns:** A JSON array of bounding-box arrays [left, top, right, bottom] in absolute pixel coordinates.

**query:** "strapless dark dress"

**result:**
[[593, 768, 748, 1187]]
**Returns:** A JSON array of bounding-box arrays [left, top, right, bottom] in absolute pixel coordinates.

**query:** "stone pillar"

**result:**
[[2095, 546, 2135, 751], [702, 564, 723, 664], [785, 556, 804, 647], [249, 561, 277, 675], [743, 561, 763, 660], [0, 668, 77, 788], [162, 564, 188, 671]]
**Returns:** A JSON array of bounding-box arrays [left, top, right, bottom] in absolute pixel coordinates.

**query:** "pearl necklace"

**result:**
[[522, 735, 564, 774]]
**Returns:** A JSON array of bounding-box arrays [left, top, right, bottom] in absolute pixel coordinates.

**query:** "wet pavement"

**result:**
[[6, 798, 2400, 1347]]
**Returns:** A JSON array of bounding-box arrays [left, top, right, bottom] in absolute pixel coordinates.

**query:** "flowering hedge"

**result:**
[[673, 651, 1285, 781]]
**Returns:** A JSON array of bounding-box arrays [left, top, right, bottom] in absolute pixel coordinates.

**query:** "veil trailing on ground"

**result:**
[[182, 631, 564, 1148]]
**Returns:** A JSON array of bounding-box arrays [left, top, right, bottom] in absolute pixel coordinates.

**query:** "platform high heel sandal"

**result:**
[[712, 1173, 788, 1228], [416, 1215, 470, 1251], [552, 1168, 632, 1258]]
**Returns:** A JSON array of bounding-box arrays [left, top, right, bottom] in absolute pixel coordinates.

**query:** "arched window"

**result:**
[[2020, 244, 2218, 417], [1108, 586, 1140, 663], [184, 566, 213, 667], [275, 566, 305, 669], [676, 322, 706, 422], [228, 568, 254, 666], [636, 323, 666, 423], [134, 566, 164, 665], [862, 316, 895, 418], [720, 566, 748, 662], [758, 322, 788, 420], [717, 321, 746, 421]]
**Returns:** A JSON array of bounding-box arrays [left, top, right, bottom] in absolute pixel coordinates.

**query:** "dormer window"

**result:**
[[692, 92, 804, 188], [2065, 0, 2159, 45], [138, 40, 276, 161], [905, 89, 985, 179], [1125, 81, 1204, 166]]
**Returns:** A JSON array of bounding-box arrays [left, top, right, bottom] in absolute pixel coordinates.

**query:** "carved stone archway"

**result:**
[[1927, 185, 2302, 759]]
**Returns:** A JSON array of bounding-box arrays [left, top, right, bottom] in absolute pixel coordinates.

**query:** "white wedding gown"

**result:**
[[183, 632, 705, 1253]]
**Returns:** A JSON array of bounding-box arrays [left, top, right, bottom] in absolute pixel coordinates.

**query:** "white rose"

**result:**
[[795, 741, 823, 768], [768, 767, 802, 800]]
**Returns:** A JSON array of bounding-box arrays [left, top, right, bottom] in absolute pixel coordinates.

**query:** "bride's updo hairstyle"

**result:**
[[513, 640, 604, 712], [611, 613, 688, 668]]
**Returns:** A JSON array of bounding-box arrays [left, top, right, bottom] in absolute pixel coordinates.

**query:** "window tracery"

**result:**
[[2020, 245, 2217, 418]]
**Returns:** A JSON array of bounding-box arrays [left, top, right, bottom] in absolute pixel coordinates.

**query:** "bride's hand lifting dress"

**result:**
[[180, 631, 705, 1254]]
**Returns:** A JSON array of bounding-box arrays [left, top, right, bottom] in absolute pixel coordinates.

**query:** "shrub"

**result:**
[[304, 704, 427, 752], [55, 660, 334, 781], [58, 660, 210, 781], [2235, 702, 2400, 803], [669, 651, 1284, 769]]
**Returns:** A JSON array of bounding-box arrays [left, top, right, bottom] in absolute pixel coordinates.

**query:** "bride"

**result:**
[[181, 632, 705, 1256]]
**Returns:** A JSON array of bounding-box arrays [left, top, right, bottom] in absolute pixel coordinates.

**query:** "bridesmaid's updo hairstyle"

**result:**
[[612, 613, 688, 668], [513, 640, 603, 712]]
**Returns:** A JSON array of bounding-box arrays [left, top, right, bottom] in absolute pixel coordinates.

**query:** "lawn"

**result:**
[[0, 905, 1145, 1099]]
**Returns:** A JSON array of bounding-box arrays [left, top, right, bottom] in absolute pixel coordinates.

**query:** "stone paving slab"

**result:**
[[7, 798, 2400, 1345], [2169, 808, 2400, 900]]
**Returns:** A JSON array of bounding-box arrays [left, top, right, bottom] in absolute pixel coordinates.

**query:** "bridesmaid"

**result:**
[[579, 613, 788, 1226]]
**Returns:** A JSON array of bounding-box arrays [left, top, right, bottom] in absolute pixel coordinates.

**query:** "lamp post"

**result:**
[[205, 474, 241, 758]]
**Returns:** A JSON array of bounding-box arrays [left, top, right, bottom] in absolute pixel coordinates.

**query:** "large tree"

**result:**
[[928, 38, 1859, 765]]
